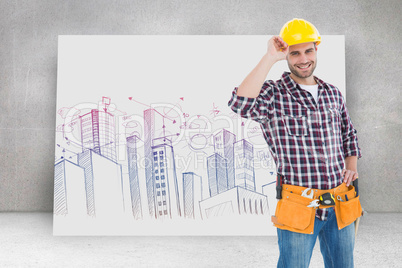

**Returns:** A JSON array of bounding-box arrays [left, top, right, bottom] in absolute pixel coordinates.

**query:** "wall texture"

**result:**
[[0, 0, 401, 212]]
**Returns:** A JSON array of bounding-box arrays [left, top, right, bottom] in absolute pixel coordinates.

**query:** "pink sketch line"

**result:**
[[128, 97, 176, 123], [57, 107, 81, 119], [164, 97, 185, 117], [209, 102, 221, 117]]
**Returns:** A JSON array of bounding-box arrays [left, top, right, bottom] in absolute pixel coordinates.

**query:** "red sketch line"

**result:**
[[128, 97, 175, 122], [164, 97, 184, 117]]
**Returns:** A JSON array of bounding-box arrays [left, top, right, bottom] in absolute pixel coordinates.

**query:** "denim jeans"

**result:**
[[277, 207, 355, 268]]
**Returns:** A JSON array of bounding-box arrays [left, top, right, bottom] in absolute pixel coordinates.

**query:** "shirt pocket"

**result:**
[[328, 107, 341, 133], [282, 110, 309, 136]]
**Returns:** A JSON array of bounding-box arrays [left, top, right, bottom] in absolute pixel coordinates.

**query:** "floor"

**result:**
[[0, 213, 400, 267]]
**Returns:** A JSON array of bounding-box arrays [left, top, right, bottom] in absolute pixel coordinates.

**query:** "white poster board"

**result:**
[[53, 35, 345, 235]]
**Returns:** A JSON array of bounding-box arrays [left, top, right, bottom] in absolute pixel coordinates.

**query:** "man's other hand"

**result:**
[[342, 169, 358, 187]]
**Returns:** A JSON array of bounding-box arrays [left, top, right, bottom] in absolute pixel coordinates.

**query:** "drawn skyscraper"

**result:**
[[183, 172, 202, 219], [151, 137, 181, 219], [54, 159, 87, 216], [80, 109, 117, 162], [234, 139, 256, 191], [77, 150, 124, 218], [213, 129, 236, 189], [126, 135, 143, 220], [207, 153, 228, 197], [144, 109, 155, 217]]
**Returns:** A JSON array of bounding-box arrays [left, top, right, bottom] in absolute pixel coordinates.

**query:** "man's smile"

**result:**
[[296, 62, 312, 70]]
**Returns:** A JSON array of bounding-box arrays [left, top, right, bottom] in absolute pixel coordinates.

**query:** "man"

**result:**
[[228, 18, 362, 267]]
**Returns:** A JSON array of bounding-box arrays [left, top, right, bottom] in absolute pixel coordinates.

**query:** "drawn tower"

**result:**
[[234, 139, 256, 191], [126, 135, 143, 220], [183, 172, 203, 219], [144, 109, 156, 218], [213, 129, 236, 189], [207, 153, 228, 197], [79, 109, 117, 162], [151, 137, 181, 219]]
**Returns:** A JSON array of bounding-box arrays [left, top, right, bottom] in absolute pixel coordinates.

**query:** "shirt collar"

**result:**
[[280, 71, 327, 109], [281, 71, 326, 91]]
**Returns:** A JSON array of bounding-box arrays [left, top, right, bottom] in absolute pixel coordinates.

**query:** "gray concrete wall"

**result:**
[[0, 0, 400, 212]]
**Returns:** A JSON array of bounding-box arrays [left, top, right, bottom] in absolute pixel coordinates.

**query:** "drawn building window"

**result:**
[[164, 210, 168, 215], [160, 168, 164, 173], [158, 202, 162, 206], [156, 176, 159, 180], [163, 201, 166, 205], [153, 152, 157, 155], [161, 183, 166, 187], [160, 162, 164, 167], [162, 190, 166, 196], [157, 191, 161, 196], [159, 211, 162, 216], [159, 150, 164, 154], [249, 199, 252, 214], [156, 184, 160, 188], [155, 170, 158, 174], [154, 157, 157, 161], [161, 175, 165, 180], [160, 156, 164, 160]]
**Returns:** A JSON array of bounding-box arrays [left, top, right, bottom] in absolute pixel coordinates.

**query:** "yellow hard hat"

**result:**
[[279, 18, 321, 46]]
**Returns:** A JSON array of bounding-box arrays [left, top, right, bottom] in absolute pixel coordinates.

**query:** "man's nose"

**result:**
[[299, 53, 308, 63]]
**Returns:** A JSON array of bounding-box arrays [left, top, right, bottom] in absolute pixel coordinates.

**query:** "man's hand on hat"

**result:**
[[268, 36, 289, 62]]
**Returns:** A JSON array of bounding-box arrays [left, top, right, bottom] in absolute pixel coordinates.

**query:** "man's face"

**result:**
[[286, 42, 317, 80]]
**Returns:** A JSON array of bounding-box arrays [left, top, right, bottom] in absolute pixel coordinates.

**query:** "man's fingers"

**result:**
[[343, 170, 352, 185], [343, 170, 358, 186], [342, 169, 347, 176], [273, 36, 288, 50]]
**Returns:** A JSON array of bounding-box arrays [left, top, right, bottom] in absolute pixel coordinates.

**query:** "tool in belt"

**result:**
[[272, 174, 363, 235]]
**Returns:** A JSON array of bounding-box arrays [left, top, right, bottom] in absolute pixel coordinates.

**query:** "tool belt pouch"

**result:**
[[334, 186, 363, 230], [273, 192, 316, 234]]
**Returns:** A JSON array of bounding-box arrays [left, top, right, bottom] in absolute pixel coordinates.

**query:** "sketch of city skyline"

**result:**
[[54, 96, 276, 225]]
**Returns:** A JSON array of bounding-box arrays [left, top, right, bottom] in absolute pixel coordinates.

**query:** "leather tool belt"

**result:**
[[271, 183, 362, 234]]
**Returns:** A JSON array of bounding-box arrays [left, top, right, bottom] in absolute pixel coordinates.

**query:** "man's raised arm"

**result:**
[[236, 36, 289, 98]]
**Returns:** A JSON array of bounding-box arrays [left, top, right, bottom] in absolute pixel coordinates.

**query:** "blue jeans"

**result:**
[[277, 207, 355, 268]]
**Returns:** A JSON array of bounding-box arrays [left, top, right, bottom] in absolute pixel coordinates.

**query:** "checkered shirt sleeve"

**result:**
[[228, 81, 274, 123], [339, 95, 362, 158]]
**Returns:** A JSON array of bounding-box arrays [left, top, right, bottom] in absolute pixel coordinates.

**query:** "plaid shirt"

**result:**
[[228, 72, 361, 221]]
